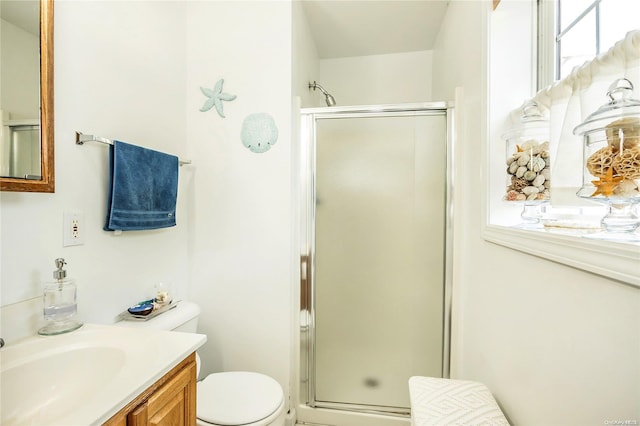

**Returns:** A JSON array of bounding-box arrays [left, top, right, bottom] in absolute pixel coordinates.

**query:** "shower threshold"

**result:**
[[311, 401, 410, 417], [296, 403, 411, 426]]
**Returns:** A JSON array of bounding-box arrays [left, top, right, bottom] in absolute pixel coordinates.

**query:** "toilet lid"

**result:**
[[197, 371, 284, 425]]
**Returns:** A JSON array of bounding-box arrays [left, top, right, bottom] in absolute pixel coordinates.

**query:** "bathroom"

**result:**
[[1, 0, 639, 425]]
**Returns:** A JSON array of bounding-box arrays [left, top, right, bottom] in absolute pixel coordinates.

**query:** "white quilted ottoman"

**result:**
[[408, 376, 510, 426]]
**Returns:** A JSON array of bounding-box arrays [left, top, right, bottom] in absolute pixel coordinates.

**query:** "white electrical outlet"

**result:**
[[63, 212, 84, 247]]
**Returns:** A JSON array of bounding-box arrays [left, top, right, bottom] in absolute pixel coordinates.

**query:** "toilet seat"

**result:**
[[197, 371, 284, 426]]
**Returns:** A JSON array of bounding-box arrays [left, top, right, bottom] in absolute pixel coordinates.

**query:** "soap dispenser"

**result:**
[[38, 258, 83, 335]]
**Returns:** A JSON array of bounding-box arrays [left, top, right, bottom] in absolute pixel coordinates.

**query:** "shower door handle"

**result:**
[[301, 256, 307, 281], [300, 255, 310, 311]]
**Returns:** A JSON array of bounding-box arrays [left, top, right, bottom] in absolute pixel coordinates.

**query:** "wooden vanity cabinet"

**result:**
[[103, 353, 197, 426]]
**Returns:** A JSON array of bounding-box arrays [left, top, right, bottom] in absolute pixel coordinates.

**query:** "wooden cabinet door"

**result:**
[[104, 354, 198, 426], [128, 361, 197, 426]]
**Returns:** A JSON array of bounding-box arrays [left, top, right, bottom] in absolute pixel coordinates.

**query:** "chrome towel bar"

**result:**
[[75, 131, 192, 166]]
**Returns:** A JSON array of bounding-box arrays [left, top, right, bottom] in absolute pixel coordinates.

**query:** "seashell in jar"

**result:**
[[532, 174, 545, 187], [531, 142, 546, 156], [529, 156, 546, 172], [517, 153, 531, 166], [544, 180, 551, 189], [516, 193, 527, 201], [612, 179, 640, 197], [506, 156, 516, 166], [511, 176, 529, 191], [586, 146, 615, 177], [541, 168, 551, 180], [605, 117, 640, 151], [523, 170, 537, 181], [526, 193, 538, 201], [516, 166, 527, 178], [522, 186, 540, 196], [505, 189, 520, 201], [508, 161, 519, 174], [611, 144, 640, 179]]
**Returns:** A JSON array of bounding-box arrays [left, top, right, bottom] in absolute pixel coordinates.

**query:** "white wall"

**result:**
[[292, 7, 435, 110], [317, 50, 433, 107], [293, 1, 320, 107], [1, 0, 295, 414], [185, 0, 293, 409], [433, 1, 640, 425], [1, 0, 190, 343]]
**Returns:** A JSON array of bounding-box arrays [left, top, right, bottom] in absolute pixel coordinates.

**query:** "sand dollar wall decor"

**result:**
[[241, 113, 278, 153]]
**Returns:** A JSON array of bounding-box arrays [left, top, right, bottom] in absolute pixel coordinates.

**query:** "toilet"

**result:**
[[117, 301, 286, 426]]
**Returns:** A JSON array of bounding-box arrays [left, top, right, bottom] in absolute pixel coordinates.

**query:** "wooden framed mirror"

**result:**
[[1, 0, 54, 192]]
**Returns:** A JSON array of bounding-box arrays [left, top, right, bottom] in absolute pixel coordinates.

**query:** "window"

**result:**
[[539, 0, 640, 87], [488, 1, 640, 288]]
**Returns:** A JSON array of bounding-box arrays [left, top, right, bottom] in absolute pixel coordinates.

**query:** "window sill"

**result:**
[[482, 224, 640, 288]]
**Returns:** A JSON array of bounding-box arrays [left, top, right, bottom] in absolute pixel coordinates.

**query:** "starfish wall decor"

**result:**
[[200, 78, 236, 118]]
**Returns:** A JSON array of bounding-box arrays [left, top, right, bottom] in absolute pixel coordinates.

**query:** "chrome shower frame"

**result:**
[[298, 102, 455, 423]]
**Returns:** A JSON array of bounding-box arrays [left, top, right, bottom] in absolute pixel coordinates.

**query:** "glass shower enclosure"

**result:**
[[299, 103, 454, 418]]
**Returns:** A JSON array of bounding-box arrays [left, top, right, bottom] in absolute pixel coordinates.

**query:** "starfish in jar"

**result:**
[[590, 167, 623, 197]]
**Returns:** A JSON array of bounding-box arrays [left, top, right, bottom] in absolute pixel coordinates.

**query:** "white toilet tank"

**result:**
[[117, 301, 200, 333], [117, 301, 202, 376]]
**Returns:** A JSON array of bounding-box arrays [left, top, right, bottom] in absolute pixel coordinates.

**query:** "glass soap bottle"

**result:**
[[38, 258, 83, 335]]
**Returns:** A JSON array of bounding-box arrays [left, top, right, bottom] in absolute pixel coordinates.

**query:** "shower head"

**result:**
[[309, 81, 336, 107]]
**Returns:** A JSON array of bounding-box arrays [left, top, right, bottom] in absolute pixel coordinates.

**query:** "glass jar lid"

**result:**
[[573, 78, 640, 136], [502, 100, 549, 140]]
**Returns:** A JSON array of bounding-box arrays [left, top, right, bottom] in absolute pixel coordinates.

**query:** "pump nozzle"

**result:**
[[53, 258, 67, 280]]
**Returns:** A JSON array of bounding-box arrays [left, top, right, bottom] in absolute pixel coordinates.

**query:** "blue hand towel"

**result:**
[[104, 140, 178, 231]]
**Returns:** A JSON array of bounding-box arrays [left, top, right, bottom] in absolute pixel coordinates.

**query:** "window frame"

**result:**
[[538, 0, 640, 88], [537, 0, 556, 90]]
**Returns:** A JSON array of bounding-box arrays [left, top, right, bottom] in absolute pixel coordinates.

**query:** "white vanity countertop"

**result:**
[[0, 323, 207, 426]]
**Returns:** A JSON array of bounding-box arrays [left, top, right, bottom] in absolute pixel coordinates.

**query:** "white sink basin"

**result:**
[[0, 323, 206, 425], [2, 346, 126, 424]]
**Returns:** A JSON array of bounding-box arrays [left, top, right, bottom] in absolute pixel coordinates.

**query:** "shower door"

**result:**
[[300, 104, 452, 416]]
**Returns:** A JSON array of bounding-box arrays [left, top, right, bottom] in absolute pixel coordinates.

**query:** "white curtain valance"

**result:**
[[509, 29, 640, 205]]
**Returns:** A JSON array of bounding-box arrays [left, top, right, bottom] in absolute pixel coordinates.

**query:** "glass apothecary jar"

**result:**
[[574, 78, 640, 235], [502, 101, 551, 225]]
